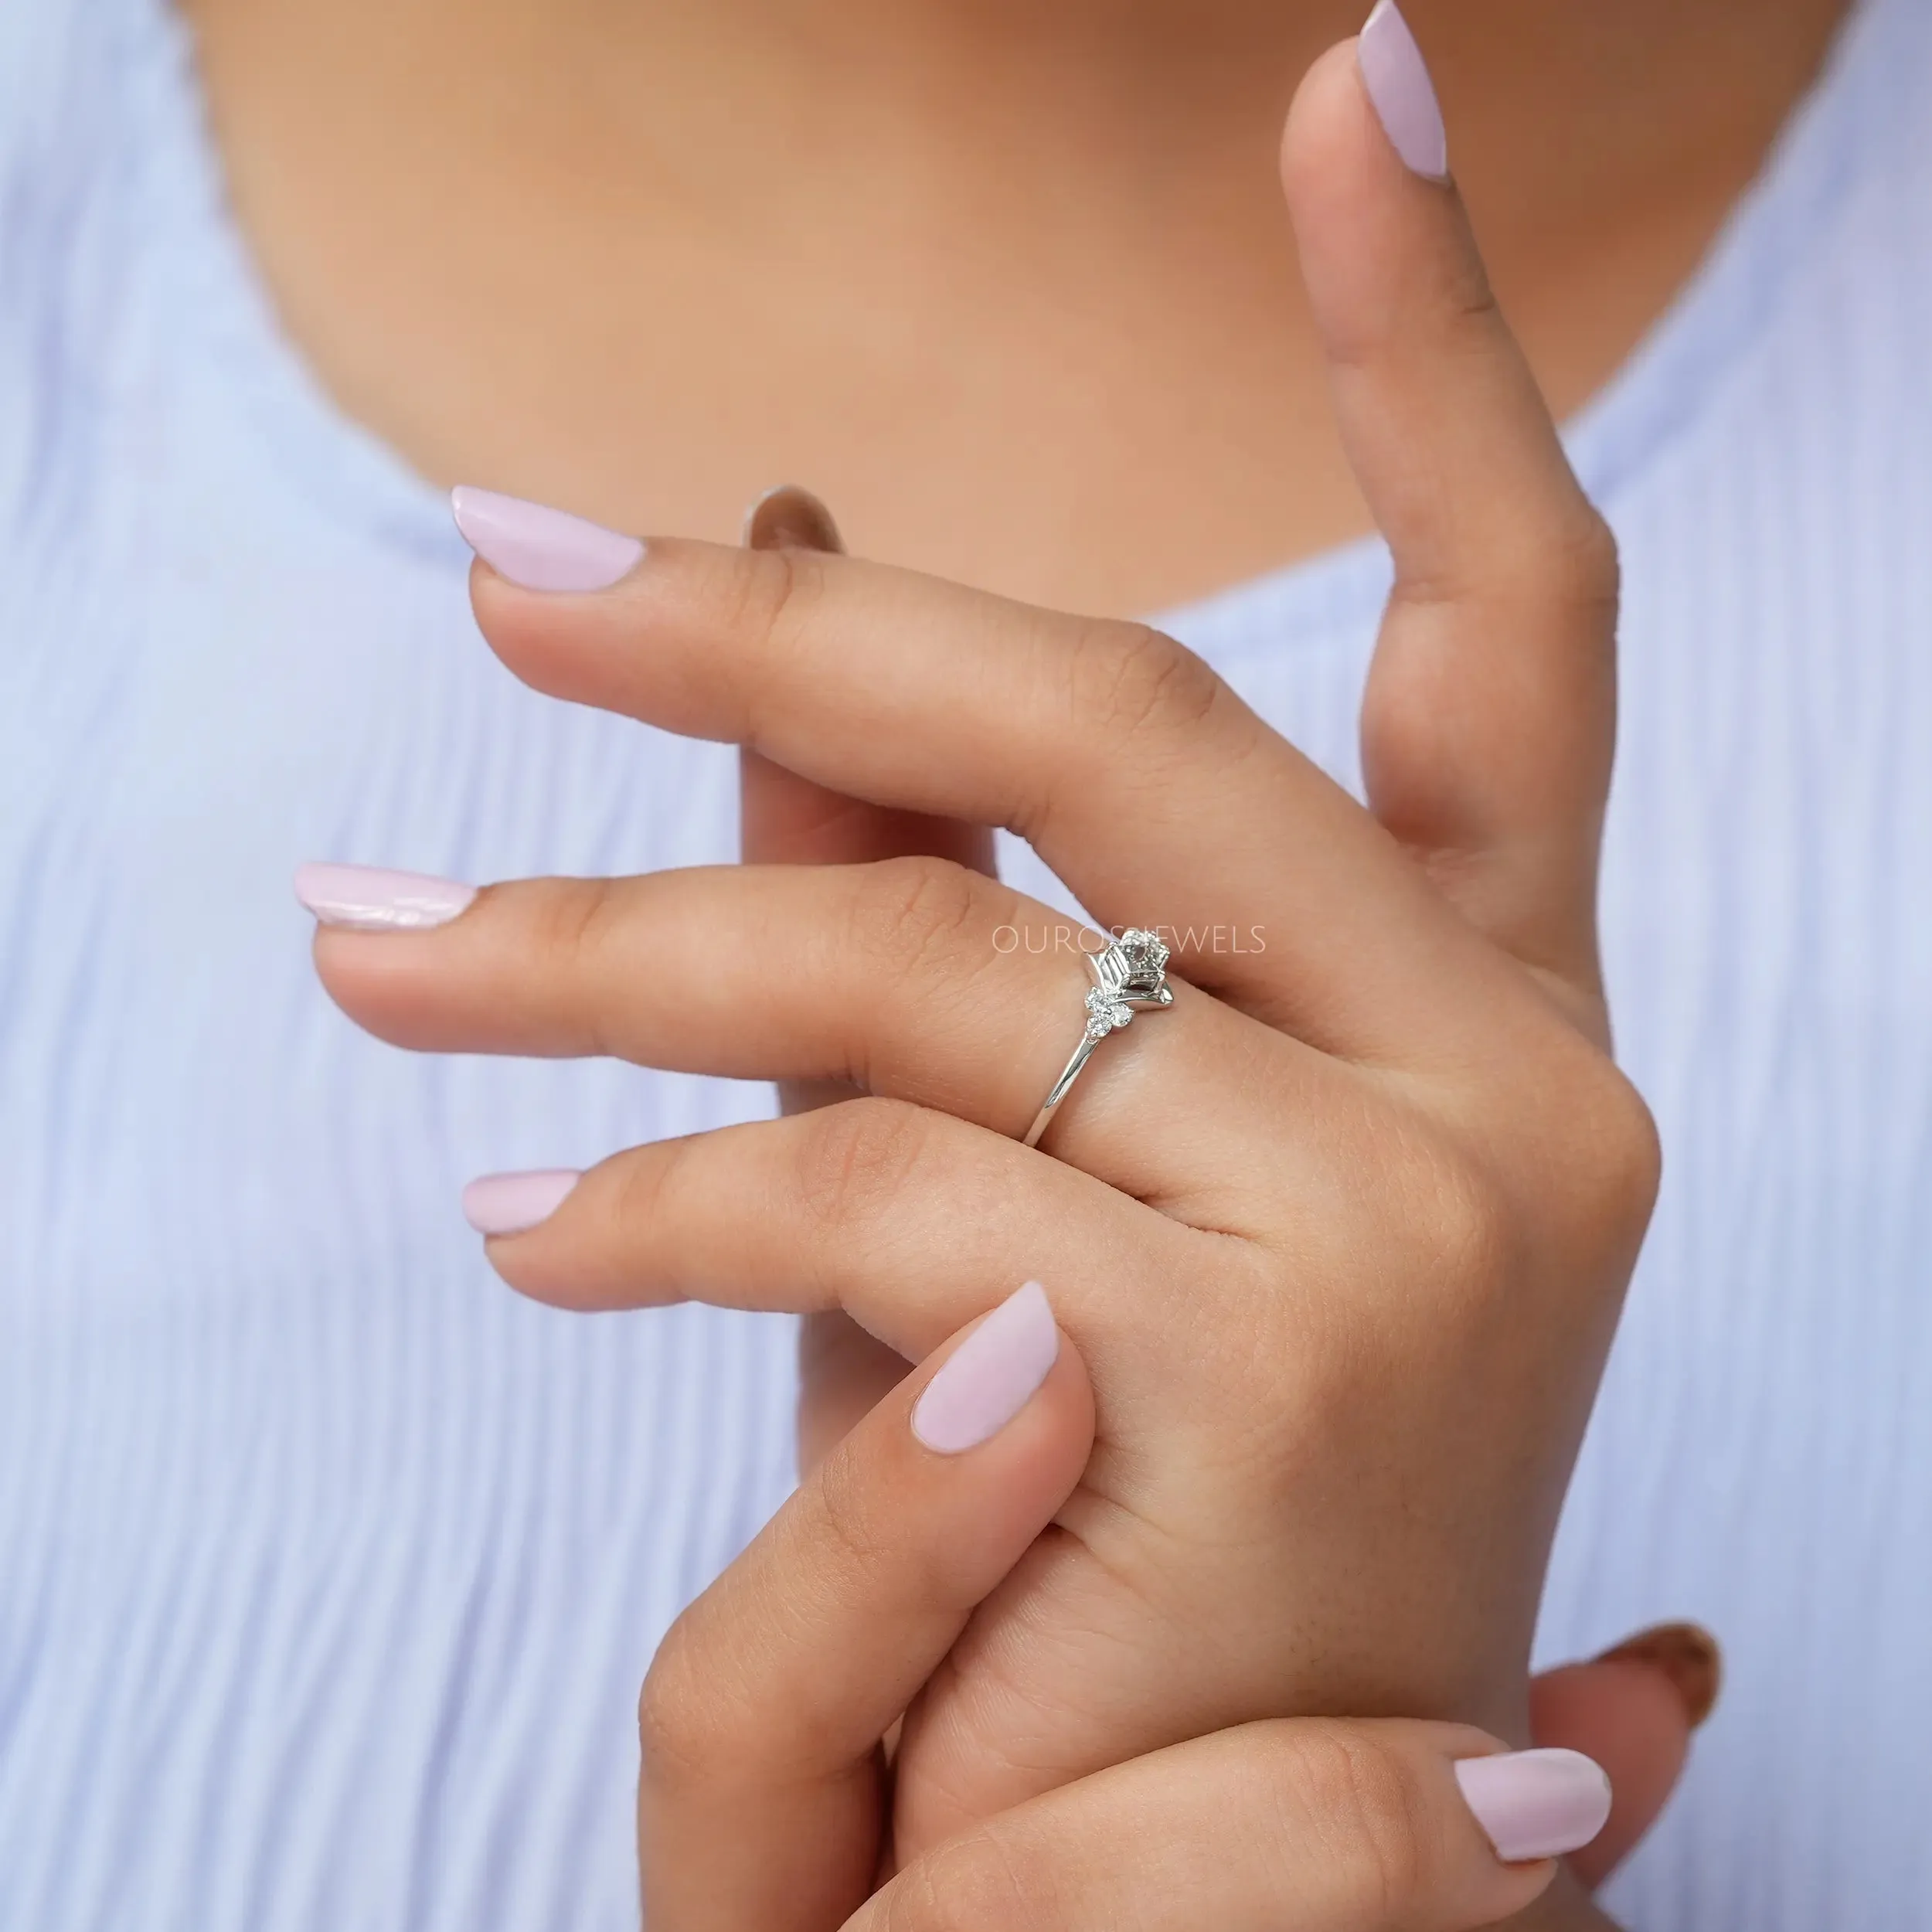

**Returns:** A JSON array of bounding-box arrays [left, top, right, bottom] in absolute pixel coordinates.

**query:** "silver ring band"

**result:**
[[1022, 929, 1174, 1149]]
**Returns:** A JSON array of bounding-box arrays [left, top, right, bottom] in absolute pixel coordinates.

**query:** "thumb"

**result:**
[[1529, 1624, 1721, 1887], [640, 1282, 1093, 1932]]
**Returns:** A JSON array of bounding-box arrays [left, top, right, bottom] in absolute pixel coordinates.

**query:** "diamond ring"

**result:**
[[1022, 929, 1175, 1150]]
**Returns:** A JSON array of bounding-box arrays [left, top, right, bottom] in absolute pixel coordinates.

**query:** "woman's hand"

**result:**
[[299, 22, 1657, 1859], [642, 1292, 1682, 1932]]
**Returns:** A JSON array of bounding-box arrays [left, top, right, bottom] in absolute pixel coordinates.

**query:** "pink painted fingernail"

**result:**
[[1359, 2, 1450, 182], [450, 486, 645, 593], [462, 1169, 583, 1237], [911, 1282, 1060, 1454], [295, 862, 477, 931], [1454, 1750, 1613, 1863]]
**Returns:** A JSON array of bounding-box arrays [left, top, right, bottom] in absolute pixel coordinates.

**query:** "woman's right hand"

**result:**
[[641, 1288, 1682, 1932]]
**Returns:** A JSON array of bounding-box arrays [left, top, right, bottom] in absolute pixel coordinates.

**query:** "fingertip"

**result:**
[[1279, 39, 1383, 211], [1281, 12, 1450, 199], [303, 919, 461, 1053], [1597, 1622, 1723, 1733], [1280, 35, 1477, 372], [743, 484, 846, 555]]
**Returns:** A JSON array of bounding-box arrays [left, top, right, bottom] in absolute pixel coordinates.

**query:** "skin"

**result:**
[[301, 38, 1696, 1930], [202, 0, 1828, 1920], [179, 0, 1850, 613], [639, 1311, 1697, 1928]]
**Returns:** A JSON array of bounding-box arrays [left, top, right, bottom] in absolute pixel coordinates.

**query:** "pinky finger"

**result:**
[[462, 1098, 1184, 1366]]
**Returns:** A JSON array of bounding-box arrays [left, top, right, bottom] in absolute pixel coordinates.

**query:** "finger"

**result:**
[[451, 497, 1523, 1063], [306, 860, 1320, 1217], [1593, 1621, 1722, 1730], [1281, 16, 1620, 1011], [468, 1100, 1199, 1379], [741, 487, 994, 886], [640, 1283, 1093, 1932], [849, 1721, 1608, 1932], [1528, 1662, 1687, 1890], [741, 487, 989, 1463], [1529, 1624, 1719, 1887]]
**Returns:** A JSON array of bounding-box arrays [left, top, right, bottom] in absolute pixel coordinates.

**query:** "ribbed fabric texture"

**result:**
[[1, 1, 1927, 1927]]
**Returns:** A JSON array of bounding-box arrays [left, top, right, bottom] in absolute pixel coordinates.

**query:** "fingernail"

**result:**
[[1598, 1623, 1723, 1731], [450, 485, 645, 593], [912, 1282, 1060, 1454], [295, 862, 477, 931], [462, 1169, 583, 1236], [743, 485, 846, 555], [1455, 1749, 1613, 1863], [1359, 2, 1450, 182]]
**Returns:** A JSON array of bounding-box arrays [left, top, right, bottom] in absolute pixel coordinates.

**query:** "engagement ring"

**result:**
[[1022, 929, 1174, 1150]]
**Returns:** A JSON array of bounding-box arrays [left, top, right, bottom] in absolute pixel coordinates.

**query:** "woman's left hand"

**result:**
[[638, 1292, 1673, 1932], [300, 34, 1657, 1861]]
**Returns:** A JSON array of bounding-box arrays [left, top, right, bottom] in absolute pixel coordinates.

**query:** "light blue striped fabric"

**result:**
[[2, 1, 1928, 1927]]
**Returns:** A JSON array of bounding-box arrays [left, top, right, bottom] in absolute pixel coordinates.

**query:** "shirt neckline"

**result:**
[[138, 0, 1896, 635]]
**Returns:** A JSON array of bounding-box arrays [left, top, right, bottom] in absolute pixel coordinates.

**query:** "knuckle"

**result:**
[[725, 543, 832, 662], [1066, 620, 1223, 747], [532, 875, 620, 970], [1500, 1021, 1664, 1251], [611, 1131, 696, 1243], [1448, 265, 1504, 335], [847, 855, 992, 973], [1506, 502, 1621, 616], [635, 1617, 733, 1790], [1398, 498, 1621, 622], [1264, 1723, 1439, 1918], [529, 878, 631, 1046], [1564, 1058, 1664, 1253], [1566, 505, 1624, 604], [792, 1097, 940, 1243], [1607, 1073, 1665, 1228]]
